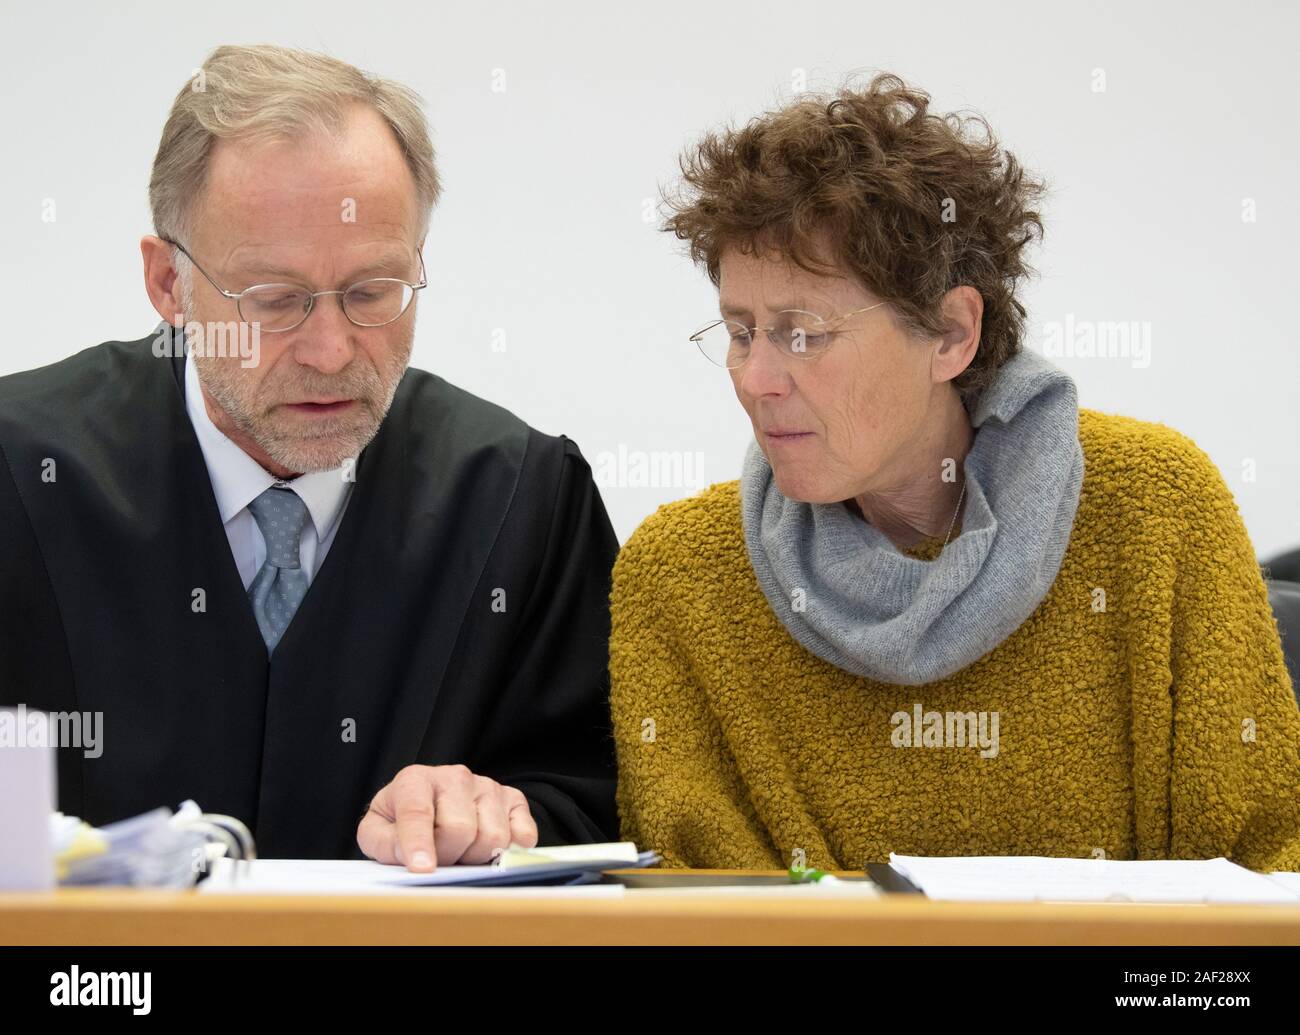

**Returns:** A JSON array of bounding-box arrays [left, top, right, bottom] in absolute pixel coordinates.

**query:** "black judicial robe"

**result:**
[[0, 327, 619, 857]]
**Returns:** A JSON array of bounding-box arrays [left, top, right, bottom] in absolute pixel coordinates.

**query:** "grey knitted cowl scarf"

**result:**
[[739, 347, 1085, 686]]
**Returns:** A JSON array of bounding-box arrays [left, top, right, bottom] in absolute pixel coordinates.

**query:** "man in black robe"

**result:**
[[0, 45, 618, 865]]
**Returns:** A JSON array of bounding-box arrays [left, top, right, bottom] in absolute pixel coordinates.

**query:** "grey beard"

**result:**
[[185, 299, 413, 474]]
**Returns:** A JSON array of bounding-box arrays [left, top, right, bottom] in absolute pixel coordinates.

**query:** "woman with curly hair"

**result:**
[[609, 73, 1300, 871]]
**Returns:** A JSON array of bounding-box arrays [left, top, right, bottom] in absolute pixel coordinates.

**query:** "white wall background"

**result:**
[[1, 0, 1296, 556]]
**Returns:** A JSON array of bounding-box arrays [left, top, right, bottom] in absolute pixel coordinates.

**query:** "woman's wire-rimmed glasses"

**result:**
[[162, 238, 428, 332], [690, 302, 887, 369]]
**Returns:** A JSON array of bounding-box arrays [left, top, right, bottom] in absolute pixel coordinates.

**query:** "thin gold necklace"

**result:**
[[941, 476, 967, 549]]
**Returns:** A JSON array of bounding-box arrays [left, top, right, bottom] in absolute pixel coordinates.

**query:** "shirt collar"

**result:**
[[184, 355, 353, 540]]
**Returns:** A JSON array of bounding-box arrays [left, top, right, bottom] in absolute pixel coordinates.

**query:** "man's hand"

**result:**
[[357, 764, 539, 871]]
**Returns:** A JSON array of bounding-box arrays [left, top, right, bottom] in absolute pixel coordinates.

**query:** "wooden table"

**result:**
[[3, 871, 1299, 945]]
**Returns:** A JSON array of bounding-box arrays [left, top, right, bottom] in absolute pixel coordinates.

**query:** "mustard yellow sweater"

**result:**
[[610, 409, 1300, 872]]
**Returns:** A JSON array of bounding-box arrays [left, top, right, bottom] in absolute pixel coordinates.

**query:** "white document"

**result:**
[[1267, 871, 1300, 896], [888, 854, 1300, 904], [201, 858, 630, 896], [495, 842, 640, 866], [0, 708, 56, 891], [200, 842, 646, 895]]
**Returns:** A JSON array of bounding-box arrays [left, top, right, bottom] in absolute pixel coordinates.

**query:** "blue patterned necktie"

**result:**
[[246, 485, 311, 651]]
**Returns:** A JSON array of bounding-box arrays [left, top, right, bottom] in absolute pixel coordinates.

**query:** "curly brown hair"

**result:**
[[662, 73, 1048, 403]]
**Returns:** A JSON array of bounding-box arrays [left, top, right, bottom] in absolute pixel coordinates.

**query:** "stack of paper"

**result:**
[[888, 854, 1300, 904], [54, 808, 209, 888], [202, 842, 659, 893]]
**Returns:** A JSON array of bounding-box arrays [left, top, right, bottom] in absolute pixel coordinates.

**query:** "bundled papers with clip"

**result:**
[[52, 800, 254, 888]]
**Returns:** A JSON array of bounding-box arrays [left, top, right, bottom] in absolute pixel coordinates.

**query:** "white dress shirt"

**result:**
[[184, 356, 354, 590]]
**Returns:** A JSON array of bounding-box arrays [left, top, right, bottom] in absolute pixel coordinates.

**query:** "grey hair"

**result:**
[[149, 44, 441, 246], [173, 247, 195, 320]]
